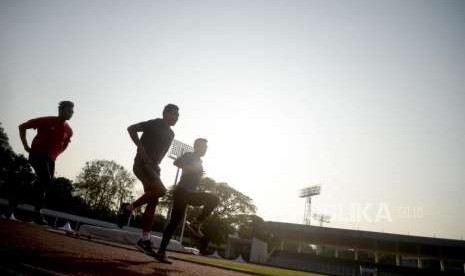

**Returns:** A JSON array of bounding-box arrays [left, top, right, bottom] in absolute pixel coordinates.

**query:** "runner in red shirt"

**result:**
[[7, 101, 74, 224]]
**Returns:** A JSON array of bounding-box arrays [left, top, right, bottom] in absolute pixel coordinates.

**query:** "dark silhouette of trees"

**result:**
[[185, 177, 261, 245], [0, 123, 35, 205], [74, 160, 135, 216]]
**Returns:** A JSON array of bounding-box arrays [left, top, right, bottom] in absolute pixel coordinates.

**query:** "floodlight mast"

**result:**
[[300, 185, 321, 226], [167, 140, 194, 243], [168, 140, 194, 189], [313, 213, 331, 227]]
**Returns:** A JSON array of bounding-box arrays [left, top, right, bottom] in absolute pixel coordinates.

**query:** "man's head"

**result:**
[[194, 138, 208, 157], [162, 104, 179, 126], [58, 101, 74, 121]]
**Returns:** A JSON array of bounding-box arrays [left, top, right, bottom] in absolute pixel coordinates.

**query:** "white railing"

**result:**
[[0, 198, 122, 230]]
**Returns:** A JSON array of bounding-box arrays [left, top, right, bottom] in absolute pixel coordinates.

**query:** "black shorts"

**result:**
[[132, 156, 165, 193], [29, 154, 55, 185]]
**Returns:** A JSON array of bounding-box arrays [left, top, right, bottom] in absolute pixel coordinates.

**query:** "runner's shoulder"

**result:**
[[27, 116, 58, 128]]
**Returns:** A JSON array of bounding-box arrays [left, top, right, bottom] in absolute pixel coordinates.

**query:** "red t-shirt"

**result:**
[[28, 116, 73, 161]]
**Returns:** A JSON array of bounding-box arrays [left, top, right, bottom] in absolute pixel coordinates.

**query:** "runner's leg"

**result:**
[[186, 192, 219, 222], [158, 190, 187, 254], [29, 155, 54, 224]]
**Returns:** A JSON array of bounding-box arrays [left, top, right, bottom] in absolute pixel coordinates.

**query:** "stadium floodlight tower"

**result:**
[[312, 213, 331, 227], [300, 185, 321, 226], [168, 139, 194, 184], [167, 140, 194, 243]]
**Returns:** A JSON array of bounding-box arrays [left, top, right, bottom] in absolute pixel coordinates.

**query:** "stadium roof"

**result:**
[[259, 221, 465, 260]]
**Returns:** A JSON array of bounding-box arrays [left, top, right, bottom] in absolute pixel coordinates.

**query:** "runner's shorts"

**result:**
[[133, 156, 166, 194]]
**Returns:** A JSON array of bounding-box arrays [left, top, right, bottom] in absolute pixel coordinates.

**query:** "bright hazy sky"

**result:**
[[1, 0, 464, 240]]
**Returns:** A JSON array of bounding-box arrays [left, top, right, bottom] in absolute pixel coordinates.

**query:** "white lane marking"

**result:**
[[21, 263, 69, 276], [0, 264, 28, 276]]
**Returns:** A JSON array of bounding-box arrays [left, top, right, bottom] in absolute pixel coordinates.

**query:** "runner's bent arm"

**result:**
[[174, 156, 199, 173], [127, 122, 150, 160], [62, 129, 73, 152], [62, 138, 71, 152], [127, 123, 144, 147], [18, 121, 35, 153]]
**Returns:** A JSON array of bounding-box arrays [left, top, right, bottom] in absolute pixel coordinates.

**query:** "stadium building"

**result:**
[[226, 221, 465, 276]]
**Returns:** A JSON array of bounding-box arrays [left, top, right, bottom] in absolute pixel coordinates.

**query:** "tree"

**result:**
[[143, 177, 263, 244], [237, 214, 265, 240], [74, 160, 135, 214], [6, 154, 35, 203], [0, 122, 14, 193], [184, 177, 259, 245], [201, 178, 256, 218], [0, 122, 12, 152], [0, 123, 35, 201], [45, 177, 75, 211]]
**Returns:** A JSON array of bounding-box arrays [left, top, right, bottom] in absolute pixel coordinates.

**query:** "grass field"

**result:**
[[173, 254, 325, 276]]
